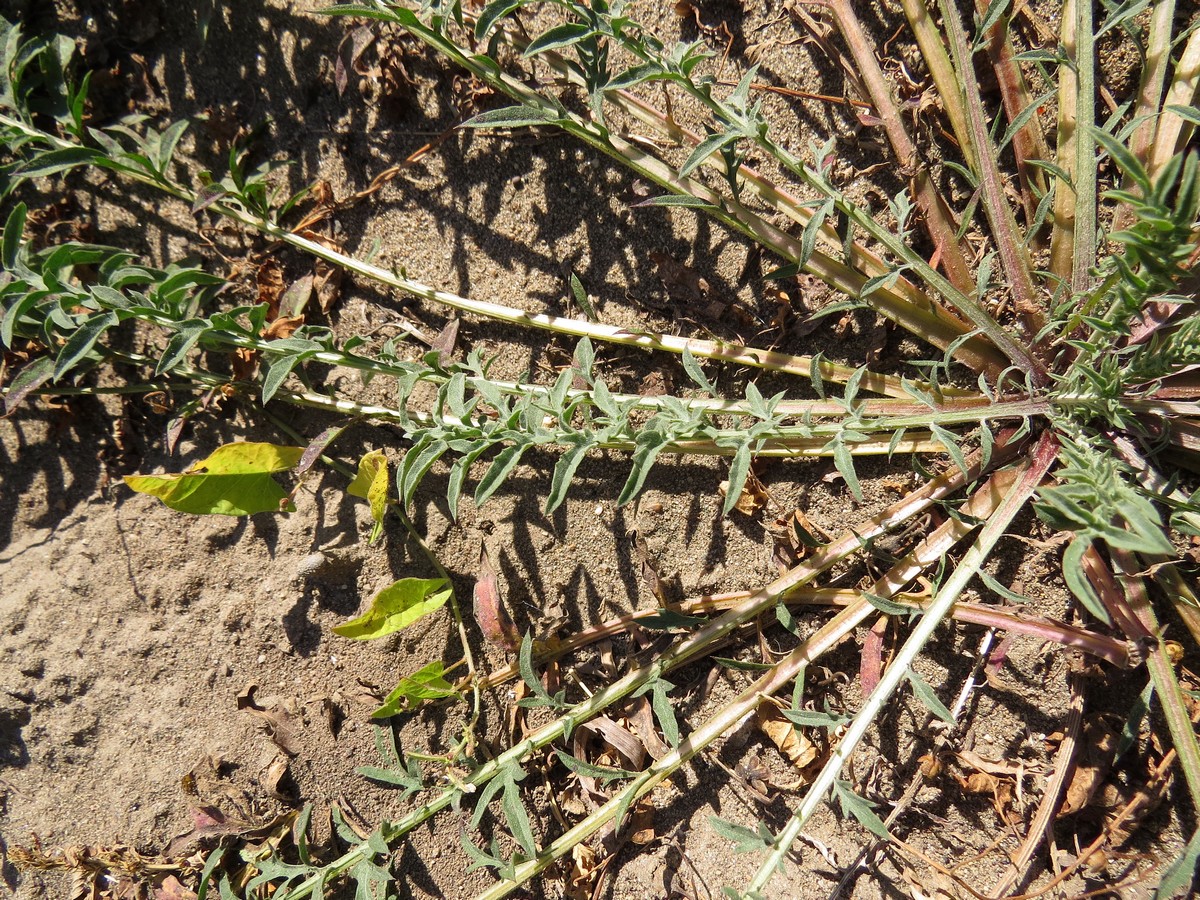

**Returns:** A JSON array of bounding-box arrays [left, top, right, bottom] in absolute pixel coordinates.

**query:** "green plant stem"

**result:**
[[1049, 0, 1079, 283], [271, 440, 1006, 900], [747, 431, 1058, 893], [971, 0, 1052, 234], [382, 2, 1042, 383], [1148, 25, 1200, 179], [0, 113, 880, 394], [900, 0, 974, 172]]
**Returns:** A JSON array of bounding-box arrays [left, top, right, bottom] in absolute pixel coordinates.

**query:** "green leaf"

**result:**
[[1062, 538, 1112, 625], [348, 449, 389, 544], [333, 577, 453, 640], [16, 146, 104, 180], [605, 61, 667, 91], [618, 428, 668, 506], [633, 194, 720, 211], [782, 708, 850, 729], [475, 439, 531, 507], [929, 423, 969, 479], [709, 816, 773, 853], [54, 309, 118, 379], [3, 355, 54, 414], [1157, 825, 1200, 898], [2, 202, 26, 270], [123, 441, 303, 515], [461, 104, 562, 129], [681, 345, 719, 396], [862, 591, 912, 617], [633, 678, 680, 747], [553, 749, 638, 784], [474, 0, 523, 39], [569, 271, 596, 321], [680, 130, 739, 178], [638, 609, 709, 630], [156, 319, 207, 374], [832, 779, 892, 840], [905, 667, 955, 724], [524, 22, 591, 56], [369, 660, 456, 718], [517, 631, 565, 709], [545, 434, 592, 514], [260, 354, 299, 404]]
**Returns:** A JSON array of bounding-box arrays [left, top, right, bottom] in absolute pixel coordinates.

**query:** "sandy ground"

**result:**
[[0, 1, 1190, 898]]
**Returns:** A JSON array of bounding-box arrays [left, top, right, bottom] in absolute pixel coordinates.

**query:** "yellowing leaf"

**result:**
[[371, 661, 457, 718], [333, 577, 452, 640], [123, 442, 304, 515], [348, 449, 389, 544]]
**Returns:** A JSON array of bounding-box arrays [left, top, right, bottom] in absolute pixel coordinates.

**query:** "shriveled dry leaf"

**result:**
[[154, 875, 197, 900], [1060, 717, 1119, 816], [719, 469, 769, 517], [314, 259, 343, 314], [236, 684, 300, 756], [650, 250, 709, 301], [756, 704, 818, 769], [473, 544, 520, 652], [429, 317, 460, 358]]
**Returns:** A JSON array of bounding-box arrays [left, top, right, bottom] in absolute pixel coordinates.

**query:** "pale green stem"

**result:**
[[1113, 0, 1177, 232], [901, 0, 975, 172], [747, 432, 1058, 892], [1148, 26, 1200, 179], [827, 0, 975, 294], [472, 599, 874, 898]]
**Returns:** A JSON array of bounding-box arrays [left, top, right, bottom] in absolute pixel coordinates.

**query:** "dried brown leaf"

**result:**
[[236, 684, 300, 756], [649, 250, 709, 301], [756, 705, 818, 770]]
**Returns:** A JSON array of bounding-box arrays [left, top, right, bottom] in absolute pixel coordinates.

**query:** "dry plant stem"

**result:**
[[972, 0, 1052, 232], [471, 586, 1131, 695], [1113, 0, 1177, 232], [1148, 26, 1200, 180], [747, 431, 1059, 893], [899, 0, 975, 171], [1049, 0, 1079, 283], [987, 672, 1086, 897], [1112, 549, 1200, 806], [473, 600, 878, 899], [1069, 0, 1097, 296], [831, 630, 995, 899], [937, 0, 1044, 337], [273, 439, 1006, 900], [826, 0, 975, 295], [477, 467, 1029, 897], [1006, 749, 1178, 900]]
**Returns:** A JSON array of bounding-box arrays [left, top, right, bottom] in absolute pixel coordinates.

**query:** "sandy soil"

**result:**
[[0, 1, 1191, 898]]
